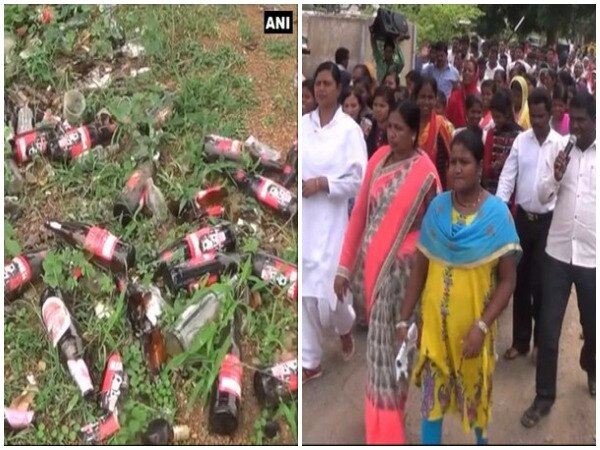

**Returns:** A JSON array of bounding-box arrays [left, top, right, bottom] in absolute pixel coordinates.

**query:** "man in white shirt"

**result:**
[[521, 91, 596, 428], [496, 88, 562, 363], [483, 41, 504, 81]]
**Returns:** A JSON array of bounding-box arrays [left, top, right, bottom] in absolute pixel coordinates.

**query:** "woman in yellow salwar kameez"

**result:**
[[397, 128, 521, 444]]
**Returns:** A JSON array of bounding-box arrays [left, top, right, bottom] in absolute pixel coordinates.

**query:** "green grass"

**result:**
[[5, 4, 297, 445], [265, 37, 296, 59], [239, 19, 258, 48]]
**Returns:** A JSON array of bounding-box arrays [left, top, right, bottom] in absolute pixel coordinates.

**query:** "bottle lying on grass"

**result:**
[[40, 287, 94, 400], [44, 220, 136, 274], [4, 249, 47, 302]]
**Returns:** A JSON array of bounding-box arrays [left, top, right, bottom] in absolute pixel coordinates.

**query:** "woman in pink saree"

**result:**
[[334, 100, 441, 444]]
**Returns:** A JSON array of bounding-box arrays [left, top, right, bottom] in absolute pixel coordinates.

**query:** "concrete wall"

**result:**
[[302, 11, 415, 84]]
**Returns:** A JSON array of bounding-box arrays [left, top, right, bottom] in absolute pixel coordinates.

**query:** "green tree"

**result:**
[[475, 5, 596, 45], [384, 4, 483, 45]]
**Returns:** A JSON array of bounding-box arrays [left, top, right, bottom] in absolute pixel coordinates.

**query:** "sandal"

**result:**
[[520, 404, 549, 428], [302, 366, 323, 384], [503, 347, 526, 360]]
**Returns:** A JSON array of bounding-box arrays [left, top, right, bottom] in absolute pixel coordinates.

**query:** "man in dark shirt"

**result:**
[[335, 47, 352, 92]]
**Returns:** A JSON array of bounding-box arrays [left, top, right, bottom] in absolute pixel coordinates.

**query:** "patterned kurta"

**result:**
[[414, 209, 497, 436]]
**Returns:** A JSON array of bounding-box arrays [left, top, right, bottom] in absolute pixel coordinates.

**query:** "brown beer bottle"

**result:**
[[4, 249, 47, 302], [208, 311, 243, 436], [252, 251, 298, 301], [40, 287, 94, 399], [12, 127, 55, 164], [233, 170, 297, 218], [113, 161, 155, 225], [156, 223, 237, 267], [253, 359, 298, 408], [141, 418, 190, 444], [163, 253, 240, 293], [280, 140, 298, 188], [169, 185, 226, 223], [44, 220, 135, 273], [126, 282, 166, 337], [49, 123, 117, 162], [144, 327, 167, 376], [203, 134, 244, 163], [244, 135, 285, 171]]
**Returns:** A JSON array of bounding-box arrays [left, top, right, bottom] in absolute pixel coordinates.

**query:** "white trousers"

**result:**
[[302, 295, 355, 369]]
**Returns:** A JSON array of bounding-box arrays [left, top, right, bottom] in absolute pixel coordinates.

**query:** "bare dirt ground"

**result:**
[[302, 289, 596, 445]]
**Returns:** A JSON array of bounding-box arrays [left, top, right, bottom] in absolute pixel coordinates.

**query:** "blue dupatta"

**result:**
[[417, 192, 521, 267]]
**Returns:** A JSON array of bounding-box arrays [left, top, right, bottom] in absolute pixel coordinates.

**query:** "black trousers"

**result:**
[[511, 207, 552, 353], [534, 254, 596, 410]]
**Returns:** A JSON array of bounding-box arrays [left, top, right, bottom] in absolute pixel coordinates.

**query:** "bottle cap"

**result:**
[[172, 424, 190, 442]]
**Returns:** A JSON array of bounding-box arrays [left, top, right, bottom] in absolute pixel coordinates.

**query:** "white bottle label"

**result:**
[[67, 358, 94, 395], [42, 297, 72, 347]]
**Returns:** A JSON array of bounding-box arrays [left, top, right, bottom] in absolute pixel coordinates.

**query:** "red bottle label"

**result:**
[[214, 137, 242, 156], [269, 359, 298, 393], [185, 227, 227, 259], [256, 177, 292, 211], [260, 259, 298, 301], [97, 413, 120, 441], [205, 205, 224, 217], [125, 169, 143, 191], [100, 353, 126, 413], [81, 413, 120, 443], [41, 296, 72, 346], [84, 227, 119, 261], [15, 131, 49, 163], [218, 353, 242, 398], [67, 358, 94, 395], [57, 126, 92, 159], [289, 281, 298, 302], [4, 255, 32, 293]]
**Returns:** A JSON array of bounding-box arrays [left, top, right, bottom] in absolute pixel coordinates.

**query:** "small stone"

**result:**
[[37, 360, 47, 373], [264, 420, 280, 439], [250, 291, 262, 310], [544, 436, 554, 443]]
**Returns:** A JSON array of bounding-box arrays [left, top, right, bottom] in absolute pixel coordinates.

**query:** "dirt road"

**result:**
[[302, 289, 596, 445]]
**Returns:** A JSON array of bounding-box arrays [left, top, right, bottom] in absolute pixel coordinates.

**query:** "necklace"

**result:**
[[454, 188, 483, 209]]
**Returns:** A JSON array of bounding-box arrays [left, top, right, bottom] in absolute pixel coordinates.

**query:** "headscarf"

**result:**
[[446, 59, 480, 128], [510, 76, 530, 130]]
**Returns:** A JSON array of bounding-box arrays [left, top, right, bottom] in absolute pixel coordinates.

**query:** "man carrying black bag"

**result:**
[[370, 8, 408, 83]]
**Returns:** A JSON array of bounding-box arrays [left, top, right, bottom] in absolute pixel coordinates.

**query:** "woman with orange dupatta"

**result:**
[[414, 76, 454, 189], [446, 58, 481, 128], [334, 100, 441, 444]]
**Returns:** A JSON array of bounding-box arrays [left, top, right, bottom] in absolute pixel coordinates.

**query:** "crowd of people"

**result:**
[[301, 32, 596, 445]]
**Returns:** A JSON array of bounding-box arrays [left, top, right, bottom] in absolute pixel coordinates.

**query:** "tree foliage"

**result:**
[[475, 5, 596, 45], [383, 4, 483, 45]]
